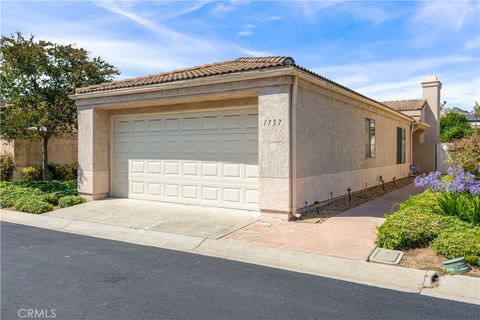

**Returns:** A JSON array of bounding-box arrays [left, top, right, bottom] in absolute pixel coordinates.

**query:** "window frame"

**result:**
[[365, 118, 376, 159], [397, 127, 406, 164]]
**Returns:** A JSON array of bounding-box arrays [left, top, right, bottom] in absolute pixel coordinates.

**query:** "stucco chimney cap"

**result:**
[[422, 75, 441, 84]]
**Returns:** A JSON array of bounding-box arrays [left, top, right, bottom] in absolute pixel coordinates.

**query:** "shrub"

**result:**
[[58, 195, 86, 207], [440, 126, 472, 143], [447, 135, 480, 177], [433, 228, 480, 267], [48, 163, 78, 181], [13, 197, 53, 214], [440, 113, 472, 142], [414, 167, 480, 224], [398, 190, 439, 211], [376, 207, 471, 249], [0, 180, 77, 209], [436, 192, 480, 225], [22, 166, 42, 181], [0, 152, 15, 181]]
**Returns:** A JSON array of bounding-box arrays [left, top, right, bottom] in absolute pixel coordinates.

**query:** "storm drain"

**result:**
[[368, 247, 404, 265]]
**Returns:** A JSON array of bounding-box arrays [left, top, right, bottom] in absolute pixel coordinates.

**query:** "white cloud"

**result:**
[[313, 55, 479, 110], [237, 24, 255, 37], [2, 1, 269, 79], [409, 1, 480, 46], [237, 30, 252, 36], [209, 2, 236, 16]]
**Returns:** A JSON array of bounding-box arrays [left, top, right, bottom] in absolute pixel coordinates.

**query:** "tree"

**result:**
[[440, 112, 472, 143], [474, 102, 480, 118], [0, 33, 119, 180]]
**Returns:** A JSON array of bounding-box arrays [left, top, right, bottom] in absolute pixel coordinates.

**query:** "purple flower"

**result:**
[[469, 182, 480, 196], [416, 166, 480, 196]]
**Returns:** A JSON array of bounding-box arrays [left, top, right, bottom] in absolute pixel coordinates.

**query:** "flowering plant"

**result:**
[[414, 166, 480, 224], [415, 167, 480, 196]]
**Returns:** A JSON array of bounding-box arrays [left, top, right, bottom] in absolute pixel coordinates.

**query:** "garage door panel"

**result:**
[[112, 108, 258, 210]]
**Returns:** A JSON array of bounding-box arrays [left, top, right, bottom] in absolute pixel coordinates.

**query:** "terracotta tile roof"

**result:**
[[76, 56, 295, 94], [382, 99, 427, 111], [73, 56, 414, 121]]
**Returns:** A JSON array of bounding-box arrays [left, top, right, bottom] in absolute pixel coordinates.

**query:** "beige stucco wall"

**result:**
[[412, 131, 436, 173], [1, 136, 77, 180], [293, 79, 412, 209]]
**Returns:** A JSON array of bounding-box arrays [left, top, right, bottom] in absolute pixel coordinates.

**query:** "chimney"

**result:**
[[422, 75, 442, 144]]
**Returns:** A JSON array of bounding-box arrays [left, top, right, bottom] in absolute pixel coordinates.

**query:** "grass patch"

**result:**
[[0, 180, 78, 214]]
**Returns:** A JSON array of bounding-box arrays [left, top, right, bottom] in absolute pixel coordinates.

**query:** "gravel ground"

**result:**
[[297, 177, 413, 222]]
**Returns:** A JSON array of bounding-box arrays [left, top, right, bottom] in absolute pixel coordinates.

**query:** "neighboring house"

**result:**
[[466, 114, 480, 129], [440, 106, 468, 116], [0, 135, 78, 179], [71, 56, 437, 218], [383, 76, 442, 174]]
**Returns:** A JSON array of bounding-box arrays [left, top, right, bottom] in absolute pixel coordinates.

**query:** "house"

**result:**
[[466, 114, 480, 129], [382, 76, 442, 173], [71, 56, 438, 218]]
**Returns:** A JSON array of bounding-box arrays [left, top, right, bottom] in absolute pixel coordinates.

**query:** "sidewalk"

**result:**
[[226, 183, 421, 260]]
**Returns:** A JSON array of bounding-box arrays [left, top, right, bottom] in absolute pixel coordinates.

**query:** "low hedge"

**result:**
[[59, 195, 86, 208], [13, 197, 54, 214], [433, 228, 480, 267], [377, 189, 480, 267], [0, 180, 79, 213], [376, 207, 471, 249]]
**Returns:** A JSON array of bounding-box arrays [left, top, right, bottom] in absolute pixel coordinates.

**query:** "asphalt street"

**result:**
[[1, 222, 478, 320]]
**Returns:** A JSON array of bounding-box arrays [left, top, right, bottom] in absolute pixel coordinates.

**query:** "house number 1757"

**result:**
[[264, 119, 282, 126]]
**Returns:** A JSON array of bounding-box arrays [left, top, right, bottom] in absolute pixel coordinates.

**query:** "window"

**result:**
[[365, 118, 376, 158], [397, 127, 406, 164]]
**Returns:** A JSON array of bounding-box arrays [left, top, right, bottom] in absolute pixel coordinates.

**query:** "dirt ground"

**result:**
[[399, 247, 480, 278]]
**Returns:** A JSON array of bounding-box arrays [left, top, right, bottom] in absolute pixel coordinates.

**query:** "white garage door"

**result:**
[[111, 108, 259, 210]]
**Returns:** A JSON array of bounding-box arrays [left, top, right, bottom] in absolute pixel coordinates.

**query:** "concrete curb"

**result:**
[[421, 274, 480, 304], [1, 210, 478, 305], [0, 210, 204, 252]]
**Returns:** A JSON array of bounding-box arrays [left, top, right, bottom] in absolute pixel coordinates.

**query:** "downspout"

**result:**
[[289, 75, 298, 220], [410, 123, 414, 166]]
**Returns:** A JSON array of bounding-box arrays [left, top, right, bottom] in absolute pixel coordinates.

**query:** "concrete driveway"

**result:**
[[45, 199, 259, 239]]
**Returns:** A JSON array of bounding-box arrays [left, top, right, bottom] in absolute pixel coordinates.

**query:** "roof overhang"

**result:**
[[413, 121, 430, 133], [69, 65, 414, 123]]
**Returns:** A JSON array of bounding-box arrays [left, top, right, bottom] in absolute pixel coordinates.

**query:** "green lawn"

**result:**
[[0, 180, 85, 214]]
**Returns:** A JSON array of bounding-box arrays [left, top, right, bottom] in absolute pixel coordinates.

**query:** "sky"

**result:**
[[1, 0, 479, 110]]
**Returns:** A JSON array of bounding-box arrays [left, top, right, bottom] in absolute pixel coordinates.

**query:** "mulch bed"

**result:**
[[295, 176, 413, 223]]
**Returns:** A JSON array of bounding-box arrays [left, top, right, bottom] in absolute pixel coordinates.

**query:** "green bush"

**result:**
[[398, 190, 439, 211], [48, 163, 78, 181], [13, 197, 53, 214], [436, 192, 480, 225], [0, 152, 15, 181], [440, 126, 472, 143], [376, 206, 471, 249], [440, 113, 472, 142], [0, 180, 77, 209], [22, 166, 42, 181], [433, 228, 480, 267], [58, 195, 86, 207]]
